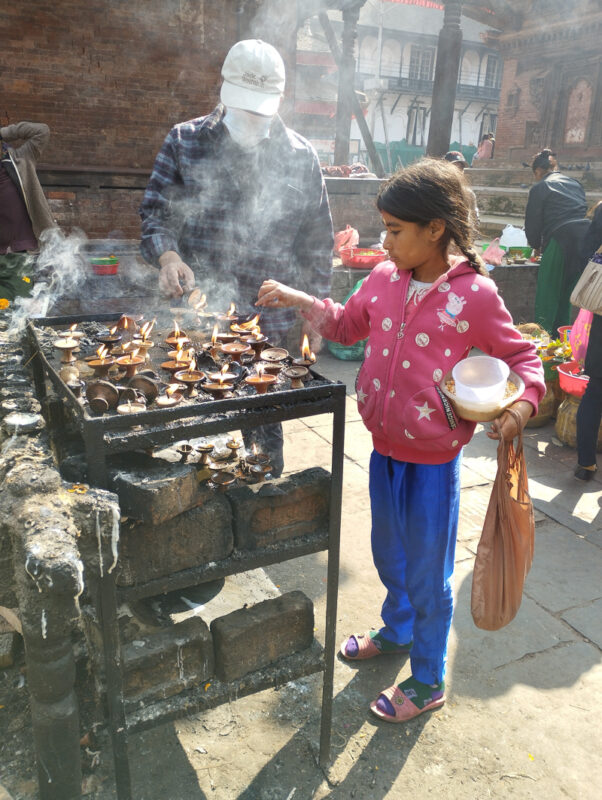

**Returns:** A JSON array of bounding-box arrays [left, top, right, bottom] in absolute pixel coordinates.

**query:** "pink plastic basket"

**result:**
[[557, 360, 589, 397]]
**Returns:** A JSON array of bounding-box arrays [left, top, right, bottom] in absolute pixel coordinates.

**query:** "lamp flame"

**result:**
[[211, 324, 218, 344], [166, 384, 178, 397], [256, 363, 265, 377], [173, 320, 180, 337], [109, 326, 117, 335], [227, 302, 236, 317], [301, 334, 316, 362], [239, 314, 260, 330], [96, 344, 108, 361], [252, 443, 258, 456], [189, 358, 196, 373]]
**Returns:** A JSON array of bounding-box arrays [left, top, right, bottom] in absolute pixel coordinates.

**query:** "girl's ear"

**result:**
[[429, 218, 446, 242]]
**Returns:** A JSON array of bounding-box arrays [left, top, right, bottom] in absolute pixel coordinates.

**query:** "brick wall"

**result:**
[[494, 8, 602, 163], [1, 1, 237, 170]]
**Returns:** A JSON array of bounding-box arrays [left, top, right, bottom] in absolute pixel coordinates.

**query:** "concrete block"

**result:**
[[109, 453, 210, 525], [228, 467, 330, 551], [211, 590, 314, 683], [116, 496, 234, 586], [122, 616, 214, 701], [562, 598, 602, 648]]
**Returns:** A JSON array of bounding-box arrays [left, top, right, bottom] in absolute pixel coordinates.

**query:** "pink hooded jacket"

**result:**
[[303, 257, 545, 465]]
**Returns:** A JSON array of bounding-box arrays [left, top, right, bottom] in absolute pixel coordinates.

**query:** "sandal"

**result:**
[[339, 631, 412, 661], [370, 678, 445, 723]]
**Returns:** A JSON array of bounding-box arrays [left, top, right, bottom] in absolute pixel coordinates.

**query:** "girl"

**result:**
[[257, 159, 545, 723]]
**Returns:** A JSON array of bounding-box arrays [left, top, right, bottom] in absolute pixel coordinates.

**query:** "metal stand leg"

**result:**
[[98, 573, 132, 800], [319, 393, 345, 766]]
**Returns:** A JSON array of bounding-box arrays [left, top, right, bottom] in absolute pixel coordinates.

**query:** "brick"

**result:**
[[211, 590, 314, 683], [115, 496, 234, 586], [47, 191, 76, 201], [122, 616, 214, 701], [228, 467, 330, 551], [109, 454, 210, 525]]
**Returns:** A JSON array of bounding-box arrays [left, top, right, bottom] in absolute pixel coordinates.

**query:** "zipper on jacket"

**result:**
[[397, 322, 406, 339]]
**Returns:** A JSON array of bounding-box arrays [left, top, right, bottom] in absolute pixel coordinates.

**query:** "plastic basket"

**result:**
[[339, 247, 387, 269], [557, 360, 589, 397], [90, 256, 119, 275]]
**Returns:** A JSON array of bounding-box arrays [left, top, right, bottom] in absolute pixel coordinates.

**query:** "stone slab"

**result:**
[[115, 495, 233, 586], [211, 590, 314, 683], [122, 615, 214, 701], [109, 453, 210, 525], [524, 521, 602, 612], [562, 598, 602, 648], [228, 467, 330, 550]]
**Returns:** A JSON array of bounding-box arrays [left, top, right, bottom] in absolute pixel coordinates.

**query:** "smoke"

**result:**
[[5, 228, 89, 336]]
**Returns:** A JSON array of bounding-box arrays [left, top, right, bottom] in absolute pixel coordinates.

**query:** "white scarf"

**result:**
[[223, 107, 274, 149]]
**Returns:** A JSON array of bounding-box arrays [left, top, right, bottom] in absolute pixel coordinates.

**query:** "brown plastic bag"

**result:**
[[471, 408, 535, 630]]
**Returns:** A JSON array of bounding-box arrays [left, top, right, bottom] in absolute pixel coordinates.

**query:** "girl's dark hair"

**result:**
[[531, 148, 557, 172], [376, 158, 487, 275]]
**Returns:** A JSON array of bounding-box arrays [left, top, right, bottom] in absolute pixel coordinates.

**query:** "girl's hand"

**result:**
[[256, 279, 314, 311], [487, 400, 534, 441]]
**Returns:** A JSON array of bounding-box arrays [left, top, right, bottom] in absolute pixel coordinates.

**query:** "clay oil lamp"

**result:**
[[200, 324, 222, 359], [260, 347, 289, 365], [216, 302, 238, 332], [220, 340, 252, 364], [241, 321, 268, 360], [127, 374, 159, 404], [246, 442, 271, 467], [116, 399, 146, 415], [245, 363, 277, 394], [116, 344, 144, 378], [211, 469, 237, 490], [155, 383, 184, 409], [202, 368, 234, 400], [53, 336, 79, 364], [66, 379, 85, 399], [86, 380, 119, 415], [292, 334, 317, 368], [88, 344, 116, 379], [174, 358, 204, 398], [208, 363, 237, 385], [176, 443, 194, 463], [249, 462, 271, 483], [165, 320, 191, 350], [67, 323, 85, 347], [196, 442, 215, 466], [160, 344, 191, 375], [96, 325, 122, 348], [116, 314, 142, 333], [59, 365, 79, 384], [283, 365, 309, 389], [132, 319, 156, 361]]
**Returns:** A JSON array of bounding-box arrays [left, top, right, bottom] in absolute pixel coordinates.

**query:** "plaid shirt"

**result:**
[[140, 105, 333, 342]]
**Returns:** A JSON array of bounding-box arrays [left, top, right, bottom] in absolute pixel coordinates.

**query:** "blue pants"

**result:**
[[369, 450, 461, 684]]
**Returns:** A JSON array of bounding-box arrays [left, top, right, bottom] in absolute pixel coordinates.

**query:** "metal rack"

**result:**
[[28, 314, 345, 800]]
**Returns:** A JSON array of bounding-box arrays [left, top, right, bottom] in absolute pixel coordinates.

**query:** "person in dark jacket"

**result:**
[[0, 121, 56, 304], [575, 201, 602, 481], [139, 39, 334, 476], [525, 148, 589, 336]]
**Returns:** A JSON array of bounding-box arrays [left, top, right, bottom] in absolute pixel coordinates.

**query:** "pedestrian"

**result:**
[[524, 148, 589, 336], [471, 132, 494, 165], [257, 158, 545, 722], [139, 39, 334, 476], [574, 200, 602, 482], [0, 121, 56, 304]]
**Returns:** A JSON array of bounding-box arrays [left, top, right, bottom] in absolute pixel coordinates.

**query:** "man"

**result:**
[[443, 150, 479, 227], [140, 39, 334, 476], [0, 121, 56, 304]]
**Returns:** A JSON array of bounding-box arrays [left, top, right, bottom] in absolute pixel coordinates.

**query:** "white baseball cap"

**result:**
[[220, 39, 285, 116]]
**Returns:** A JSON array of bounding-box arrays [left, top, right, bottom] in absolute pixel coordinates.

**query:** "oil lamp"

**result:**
[[246, 442, 271, 467], [116, 399, 146, 415], [155, 383, 184, 408], [283, 365, 309, 389], [67, 323, 85, 345], [116, 345, 144, 378], [245, 363, 277, 394], [96, 325, 122, 347], [221, 341, 252, 363], [174, 358, 205, 397], [53, 337, 78, 364], [89, 344, 115, 378], [176, 443, 194, 463], [208, 363, 237, 384], [165, 321, 191, 349], [216, 302, 238, 331], [292, 334, 317, 368]]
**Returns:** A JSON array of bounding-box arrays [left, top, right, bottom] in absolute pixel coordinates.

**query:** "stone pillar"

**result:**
[[1, 464, 84, 800], [334, 3, 362, 166], [426, 1, 463, 157]]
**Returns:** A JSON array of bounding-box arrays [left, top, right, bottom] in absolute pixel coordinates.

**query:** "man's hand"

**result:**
[[158, 251, 195, 297]]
